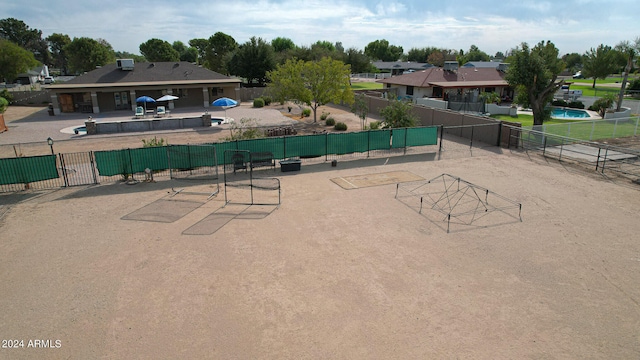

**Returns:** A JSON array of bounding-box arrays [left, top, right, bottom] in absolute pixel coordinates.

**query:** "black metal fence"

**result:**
[[509, 126, 640, 181]]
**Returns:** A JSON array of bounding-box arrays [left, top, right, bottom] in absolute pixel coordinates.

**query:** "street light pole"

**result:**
[[47, 137, 54, 155]]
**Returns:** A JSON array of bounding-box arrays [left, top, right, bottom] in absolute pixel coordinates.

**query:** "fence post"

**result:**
[[634, 116, 639, 136], [601, 148, 609, 174], [367, 130, 370, 158], [542, 136, 547, 156], [404, 127, 408, 155], [59, 153, 69, 187], [613, 119, 618, 138], [559, 137, 564, 161], [567, 123, 571, 138], [90, 151, 98, 184], [470, 126, 474, 149], [283, 136, 287, 159], [325, 132, 328, 162], [590, 121, 595, 141], [439, 125, 444, 152], [595, 148, 601, 171]]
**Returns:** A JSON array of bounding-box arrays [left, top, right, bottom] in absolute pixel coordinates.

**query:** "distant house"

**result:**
[[377, 62, 512, 102], [47, 61, 241, 115], [372, 61, 434, 76], [461, 61, 505, 69], [15, 65, 50, 85]]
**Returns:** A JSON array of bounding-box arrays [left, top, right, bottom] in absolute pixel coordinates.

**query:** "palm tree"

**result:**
[[614, 37, 640, 112]]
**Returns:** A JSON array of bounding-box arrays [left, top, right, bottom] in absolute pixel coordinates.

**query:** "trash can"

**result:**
[[47, 103, 54, 116], [279, 159, 301, 172]]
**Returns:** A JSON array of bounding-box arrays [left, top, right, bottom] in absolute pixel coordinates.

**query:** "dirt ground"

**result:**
[[2, 137, 640, 357]]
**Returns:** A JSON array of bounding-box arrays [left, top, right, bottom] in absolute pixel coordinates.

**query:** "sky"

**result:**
[[3, 0, 637, 57]]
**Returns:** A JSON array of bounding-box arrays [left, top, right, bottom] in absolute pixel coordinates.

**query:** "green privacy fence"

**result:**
[[88, 126, 438, 176], [0, 155, 58, 185]]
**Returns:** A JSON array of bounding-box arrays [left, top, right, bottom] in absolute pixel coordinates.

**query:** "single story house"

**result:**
[[372, 61, 434, 76], [376, 62, 512, 102], [15, 65, 50, 85], [47, 60, 241, 115], [461, 61, 504, 69]]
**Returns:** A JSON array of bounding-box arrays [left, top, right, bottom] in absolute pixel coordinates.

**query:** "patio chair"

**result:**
[[232, 153, 247, 173], [135, 106, 144, 118], [156, 106, 166, 117]]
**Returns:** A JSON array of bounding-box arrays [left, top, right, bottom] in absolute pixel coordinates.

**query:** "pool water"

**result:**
[[551, 108, 591, 119]]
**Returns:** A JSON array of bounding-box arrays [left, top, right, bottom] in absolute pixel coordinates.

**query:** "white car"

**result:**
[[43, 76, 55, 84]]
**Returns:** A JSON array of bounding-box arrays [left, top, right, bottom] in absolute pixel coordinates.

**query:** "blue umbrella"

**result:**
[[211, 97, 237, 107], [136, 96, 156, 114], [211, 97, 238, 120]]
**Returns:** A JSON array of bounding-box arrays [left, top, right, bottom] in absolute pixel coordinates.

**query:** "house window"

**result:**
[[484, 87, 495, 93], [406, 86, 414, 96]]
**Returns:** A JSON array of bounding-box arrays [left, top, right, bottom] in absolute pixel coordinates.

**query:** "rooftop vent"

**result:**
[[116, 59, 134, 71], [444, 61, 458, 72]]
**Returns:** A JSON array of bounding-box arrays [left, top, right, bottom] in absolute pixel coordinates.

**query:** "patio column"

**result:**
[[50, 94, 61, 115], [91, 92, 100, 114], [129, 90, 137, 111], [167, 89, 175, 109], [203, 87, 210, 108]]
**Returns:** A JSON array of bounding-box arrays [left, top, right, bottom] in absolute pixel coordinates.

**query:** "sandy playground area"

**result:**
[[1, 140, 640, 358]]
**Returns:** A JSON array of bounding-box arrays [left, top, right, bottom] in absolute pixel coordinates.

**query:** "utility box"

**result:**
[[279, 159, 301, 172]]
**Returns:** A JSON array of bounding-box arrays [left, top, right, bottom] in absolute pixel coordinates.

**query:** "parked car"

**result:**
[[43, 76, 55, 84], [572, 71, 584, 79]]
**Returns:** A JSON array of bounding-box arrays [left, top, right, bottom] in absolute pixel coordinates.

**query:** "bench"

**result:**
[[250, 152, 275, 171]]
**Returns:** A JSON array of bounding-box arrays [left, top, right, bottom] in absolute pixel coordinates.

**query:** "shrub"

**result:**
[[369, 121, 380, 130], [325, 117, 336, 126], [253, 98, 265, 108], [302, 108, 311, 117], [588, 94, 617, 117], [334, 122, 347, 131], [262, 96, 272, 105], [142, 136, 166, 147], [567, 100, 585, 109], [320, 111, 329, 121], [552, 99, 568, 107]]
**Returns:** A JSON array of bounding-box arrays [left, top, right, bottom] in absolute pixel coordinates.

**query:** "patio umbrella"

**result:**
[[156, 94, 179, 102], [211, 97, 238, 120], [136, 96, 156, 113]]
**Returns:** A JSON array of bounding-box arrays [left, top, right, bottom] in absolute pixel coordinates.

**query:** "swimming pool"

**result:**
[[551, 108, 592, 119]]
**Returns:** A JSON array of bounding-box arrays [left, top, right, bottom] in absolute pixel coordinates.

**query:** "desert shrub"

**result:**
[[262, 96, 272, 105], [253, 98, 265, 108], [142, 136, 166, 147], [325, 117, 336, 126], [302, 108, 311, 117], [226, 118, 264, 140], [567, 100, 585, 109], [369, 121, 380, 130], [320, 111, 330, 121], [0, 97, 8, 114], [334, 122, 347, 131], [0, 89, 13, 102]]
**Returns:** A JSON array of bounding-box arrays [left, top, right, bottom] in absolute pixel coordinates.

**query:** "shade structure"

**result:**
[[156, 95, 179, 102], [211, 97, 238, 121], [136, 96, 156, 114], [211, 97, 237, 107]]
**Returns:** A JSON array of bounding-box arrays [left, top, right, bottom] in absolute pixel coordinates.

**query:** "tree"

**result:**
[[267, 57, 354, 122], [582, 45, 618, 88], [65, 37, 115, 74], [351, 93, 369, 130], [271, 37, 295, 53], [114, 51, 146, 63], [46, 33, 71, 74], [494, 51, 505, 60], [205, 32, 238, 74], [614, 37, 640, 111], [139, 38, 180, 62], [588, 93, 617, 117], [228, 37, 275, 85], [427, 51, 445, 67], [172, 41, 197, 63], [406, 47, 428, 62], [380, 98, 417, 128], [562, 52, 583, 73], [188, 38, 209, 64], [343, 47, 374, 74], [364, 39, 403, 61], [505, 41, 566, 126], [0, 18, 50, 64], [459, 45, 490, 64], [0, 39, 39, 82]]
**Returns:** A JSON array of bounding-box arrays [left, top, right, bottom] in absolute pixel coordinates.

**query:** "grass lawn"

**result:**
[[350, 82, 383, 90], [492, 114, 640, 141]]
